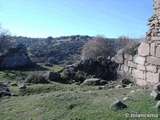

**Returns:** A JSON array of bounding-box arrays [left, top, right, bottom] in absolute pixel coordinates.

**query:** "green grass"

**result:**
[[42, 64, 64, 72], [0, 83, 160, 120], [0, 66, 160, 119]]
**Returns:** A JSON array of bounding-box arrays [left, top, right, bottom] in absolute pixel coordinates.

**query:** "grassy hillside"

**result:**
[[0, 83, 159, 120], [0, 65, 159, 120]]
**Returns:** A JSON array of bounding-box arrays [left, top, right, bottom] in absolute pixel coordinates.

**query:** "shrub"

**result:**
[[116, 36, 144, 55], [81, 35, 114, 60], [25, 72, 48, 84], [124, 43, 140, 55]]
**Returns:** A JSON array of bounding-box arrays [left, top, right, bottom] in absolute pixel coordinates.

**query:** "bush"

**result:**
[[25, 72, 48, 84], [81, 35, 114, 60], [116, 36, 144, 55], [124, 43, 140, 55]]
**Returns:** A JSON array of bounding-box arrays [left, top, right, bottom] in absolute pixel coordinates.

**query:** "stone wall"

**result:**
[[113, 0, 160, 86]]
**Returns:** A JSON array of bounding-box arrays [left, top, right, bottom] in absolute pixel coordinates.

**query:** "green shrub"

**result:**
[[124, 43, 140, 55], [25, 72, 48, 84]]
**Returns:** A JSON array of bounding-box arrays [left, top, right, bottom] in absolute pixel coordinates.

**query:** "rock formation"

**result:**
[[0, 44, 32, 69]]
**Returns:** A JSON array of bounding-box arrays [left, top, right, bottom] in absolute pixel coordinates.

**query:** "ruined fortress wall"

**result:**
[[114, 0, 160, 86]]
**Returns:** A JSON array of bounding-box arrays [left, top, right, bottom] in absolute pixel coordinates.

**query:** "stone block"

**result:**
[[137, 64, 146, 71], [150, 90, 160, 100], [133, 55, 146, 65], [124, 66, 128, 73], [124, 60, 128, 66], [147, 56, 160, 65], [147, 72, 159, 84], [124, 54, 132, 61], [151, 37, 160, 41], [156, 45, 160, 58], [128, 61, 137, 68], [132, 69, 144, 79], [136, 79, 147, 86], [138, 42, 150, 56], [146, 65, 157, 73], [151, 42, 156, 56], [113, 54, 123, 64]]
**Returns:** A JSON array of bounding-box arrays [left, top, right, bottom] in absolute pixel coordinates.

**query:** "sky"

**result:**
[[0, 0, 153, 38]]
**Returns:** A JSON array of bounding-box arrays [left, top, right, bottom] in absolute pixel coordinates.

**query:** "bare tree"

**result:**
[[116, 35, 142, 50], [0, 24, 12, 53], [81, 35, 114, 60]]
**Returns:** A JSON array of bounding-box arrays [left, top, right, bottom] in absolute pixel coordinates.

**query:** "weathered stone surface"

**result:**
[[138, 42, 150, 56], [151, 42, 156, 56], [147, 72, 159, 84], [132, 70, 144, 79], [151, 37, 160, 41], [82, 78, 101, 85], [124, 54, 132, 61], [128, 61, 137, 68], [153, 83, 160, 91], [123, 66, 128, 73], [133, 55, 146, 65], [146, 65, 157, 73], [150, 90, 160, 100], [124, 60, 128, 66], [123, 97, 129, 101], [117, 49, 125, 55], [156, 45, 160, 57], [19, 84, 26, 89], [113, 54, 123, 64], [136, 79, 147, 86], [147, 56, 160, 65], [137, 64, 146, 71], [111, 100, 127, 109], [115, 84, 123, 89], [0, 44, 32, 68], [156, 101, 160, 109]]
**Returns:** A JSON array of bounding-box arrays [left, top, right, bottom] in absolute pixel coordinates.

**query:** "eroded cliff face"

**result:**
[[0, 44, 32, 68]]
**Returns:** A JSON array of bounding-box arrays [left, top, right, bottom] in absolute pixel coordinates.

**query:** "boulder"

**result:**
[[153, 83, 160, 91], [123, 97, 129, 101], [113, 54, 123, 64], [82, 78, 101, 85], [156, 101, 160, 109], [111, 100, 127, 109], [0, 44, 32, 68], [44, 71, 61, 81], [19, 84, 26, 89], [2, 91, 11, 96], [115, 84, 123, 89], [10, 82, 18, 86], [150, 90, 160, 100]]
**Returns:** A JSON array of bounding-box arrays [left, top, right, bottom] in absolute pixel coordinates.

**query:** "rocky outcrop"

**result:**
[[63, 57, 117, 82], [0, 44, 32, 69], [43, 71, 61, 81]]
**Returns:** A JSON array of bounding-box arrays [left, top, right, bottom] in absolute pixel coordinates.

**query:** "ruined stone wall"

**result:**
[[113, 0, 160, 86]]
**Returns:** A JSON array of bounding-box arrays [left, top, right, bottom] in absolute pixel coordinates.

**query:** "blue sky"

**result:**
[[0, 0, 152, 38]]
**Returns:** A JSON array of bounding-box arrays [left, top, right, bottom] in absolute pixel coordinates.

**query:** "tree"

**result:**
[[116, 35, 139, 49], [81, 35, 114, 60], [0, 24, 12, 53]]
